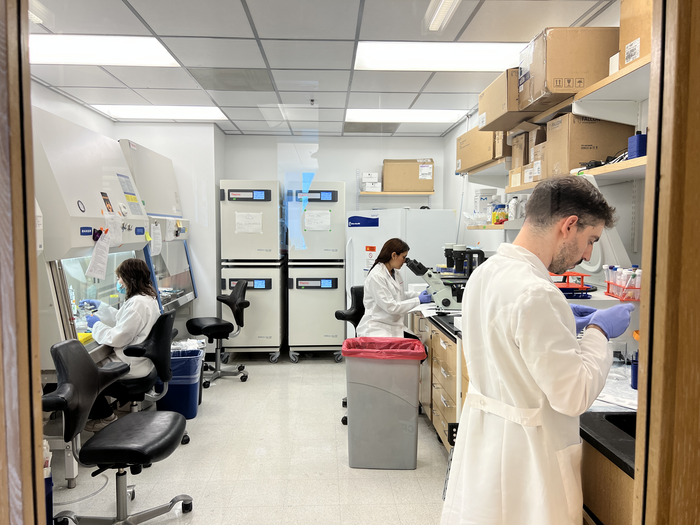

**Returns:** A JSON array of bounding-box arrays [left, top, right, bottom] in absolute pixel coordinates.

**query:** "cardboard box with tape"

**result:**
[[512, 134, 528, 169], [619, 0, 652, 69], [382, 159, 434, 192], [509, 167, 523, 188], [528, 127, 546, 164], [456, 128, 512, 172], [518, 27, 620, 112], [546, 114, 635, 176], [478, 69, 540, 131]]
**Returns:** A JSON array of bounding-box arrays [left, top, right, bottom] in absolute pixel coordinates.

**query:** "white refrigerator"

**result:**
[[345, 208, 457, 298], [287, 181, 346, 362], [219, 180, 286, 363]]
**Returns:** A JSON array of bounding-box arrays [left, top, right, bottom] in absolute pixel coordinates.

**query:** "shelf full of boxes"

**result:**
[[357, 159, 435, 209]]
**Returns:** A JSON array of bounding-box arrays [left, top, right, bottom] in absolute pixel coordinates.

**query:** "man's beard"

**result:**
[[548, 242, 583, 274]]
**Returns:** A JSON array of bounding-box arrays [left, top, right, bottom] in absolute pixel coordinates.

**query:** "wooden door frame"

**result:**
[[634, 0, 700, 523], [0, 0, 44, 523]]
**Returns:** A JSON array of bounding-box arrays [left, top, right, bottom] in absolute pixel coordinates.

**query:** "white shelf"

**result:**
[[505, 181, 539, 194], [467, 224, 504, 230], [583, 156, 647, 186], [465, 157, 511, 188], [572, 56, 651, 125]]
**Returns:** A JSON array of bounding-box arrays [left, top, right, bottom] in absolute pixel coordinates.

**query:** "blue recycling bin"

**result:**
[[156, 349, 204, 419]]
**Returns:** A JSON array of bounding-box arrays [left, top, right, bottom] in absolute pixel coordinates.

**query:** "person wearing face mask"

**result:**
[[78, 258, 160, 431], [355, 238, 431, 339], [441, 177, 635, 525]]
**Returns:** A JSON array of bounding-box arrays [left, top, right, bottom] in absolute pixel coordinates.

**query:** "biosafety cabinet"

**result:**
[[33, 108, 150, 373]]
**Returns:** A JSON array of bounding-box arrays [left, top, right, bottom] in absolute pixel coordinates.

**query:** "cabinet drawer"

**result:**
[[434, 335, 457, 370], [432, 382, 457, 423], [431, 405, 452, 452], [432, 357, 457, 401]]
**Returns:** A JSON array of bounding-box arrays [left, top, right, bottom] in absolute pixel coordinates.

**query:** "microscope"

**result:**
[[405, 257, 463, 311]]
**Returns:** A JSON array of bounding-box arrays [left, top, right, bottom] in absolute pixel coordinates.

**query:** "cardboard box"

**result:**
[[382, 159, 434, 192], [610, 53, 620, 75], [362, 172, 379, 182], [509, 167, 523, 188], [363, 182, 382, 192], [522, 163, 536, 184], [546, 114, 635, 176], [512, 134, 528, 168], [518, 27, 620, 112], [620, 0, 652, 69], [532, 143, 547, 181], [456, 129, 512, 172], [478, 69, 540, 131], [528, 127, 546, 163]]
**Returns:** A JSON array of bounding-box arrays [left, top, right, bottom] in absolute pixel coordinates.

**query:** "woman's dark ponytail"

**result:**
[[369, 238, 410, 274]]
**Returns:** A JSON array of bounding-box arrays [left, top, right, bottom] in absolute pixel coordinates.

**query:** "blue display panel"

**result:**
[[321, 279, 333, 288], [296, 277, 338, 289], [295, 190, 338, 202], [253, 191, 265, 200], [254, 279, 266, 289], [320, 192, 333, 201]]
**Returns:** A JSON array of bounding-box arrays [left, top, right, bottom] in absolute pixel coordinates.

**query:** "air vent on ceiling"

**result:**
[[343, 122, 400, 133], [188, 68, 274, 91]]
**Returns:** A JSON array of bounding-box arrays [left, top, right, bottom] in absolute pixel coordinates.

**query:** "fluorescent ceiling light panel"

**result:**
[[346, 109, 465, 123], [425, 0, 461, 32], [354, 42, 525, 72], [93, 105, 227, 120], [29, 35, 179, 67]]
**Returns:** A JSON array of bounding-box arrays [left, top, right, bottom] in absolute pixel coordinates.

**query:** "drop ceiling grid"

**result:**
[[28, 0, 619, 136]]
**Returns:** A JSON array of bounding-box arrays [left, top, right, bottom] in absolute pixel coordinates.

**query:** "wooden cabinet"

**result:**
[[413, 312, 433, 420]]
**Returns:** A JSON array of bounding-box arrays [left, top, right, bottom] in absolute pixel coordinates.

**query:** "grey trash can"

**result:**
[[343, 337, 426, 470]]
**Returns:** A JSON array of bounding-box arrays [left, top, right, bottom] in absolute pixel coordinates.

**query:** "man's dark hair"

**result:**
[[525, 176, 616, 230]]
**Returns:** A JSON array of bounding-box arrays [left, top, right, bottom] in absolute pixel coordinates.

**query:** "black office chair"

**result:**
[[334, 285, 365, 425], [186, 280, 250, 387], [43, 339, 192, 525]]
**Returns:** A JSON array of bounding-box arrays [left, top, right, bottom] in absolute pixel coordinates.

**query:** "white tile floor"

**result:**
[[48, 355, 449, 524]]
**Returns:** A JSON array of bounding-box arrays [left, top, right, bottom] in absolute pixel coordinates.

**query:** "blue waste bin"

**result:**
[[156, 349, 204, 419]]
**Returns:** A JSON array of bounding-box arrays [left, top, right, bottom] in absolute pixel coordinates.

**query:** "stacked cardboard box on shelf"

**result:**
[[361, 172, 381, 192], [478, 68, 540, 131], [518, 27, 620, 113], [512, 134, 528, 169], [382, 159, 434, 192], [619, 0, 653, 69], [456, 128, 512, 173]]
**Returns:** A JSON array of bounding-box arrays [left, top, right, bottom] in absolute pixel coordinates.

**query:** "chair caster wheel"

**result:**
[[55, 518, 70, 525], [240, 375, 248, 382], [269, 355, 279, 363], [203, 381, 210, 388], [238, 365, 245, 371], [130, 489, 136, 501], [290, 355, 299, 364], [335, 354, 343, 363], [341, 416, 348, 425], [143, 463, 152, 468], [181, 434, 190, 445], [182, 501, 193, 513], [341, 398, 347, 408]]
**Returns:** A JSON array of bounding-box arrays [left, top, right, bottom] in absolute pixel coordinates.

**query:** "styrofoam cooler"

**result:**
[[343, 338, 425, 470]]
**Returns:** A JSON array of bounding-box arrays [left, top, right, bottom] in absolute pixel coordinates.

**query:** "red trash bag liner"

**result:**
[[341, 337, 426, 360]]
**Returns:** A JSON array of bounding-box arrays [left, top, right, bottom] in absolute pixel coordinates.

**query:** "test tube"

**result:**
[[603, 264, 609, 282]]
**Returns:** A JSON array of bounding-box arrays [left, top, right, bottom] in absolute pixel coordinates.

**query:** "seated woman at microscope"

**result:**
[[79, 258, 160, 432], [356, 238, 431, 339]]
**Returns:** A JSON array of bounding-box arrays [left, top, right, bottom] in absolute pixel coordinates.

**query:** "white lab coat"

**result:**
[[441, 243, 611, 525], [356, 263, 420, 338], [92, 295, 160, 379]]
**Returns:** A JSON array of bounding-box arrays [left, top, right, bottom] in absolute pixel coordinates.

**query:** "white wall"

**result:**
[[224, 135, 448, 212]]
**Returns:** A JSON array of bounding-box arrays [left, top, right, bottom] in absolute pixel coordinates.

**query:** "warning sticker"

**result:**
[[564, 78, 574, 88], [554, 78, 563, 88], [575, 78, 585, 88]]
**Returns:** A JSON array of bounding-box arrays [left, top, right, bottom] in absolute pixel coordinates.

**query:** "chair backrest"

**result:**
[[335, 285, 365, 329], [217, 280, 250, 328], [127, 310, 177, 383], [43, 340, 129, 442]]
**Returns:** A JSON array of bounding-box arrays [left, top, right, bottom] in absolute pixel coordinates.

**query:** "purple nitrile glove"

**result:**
[[86, 315, 100, 329], [419, 290, 432, 304], [588, 303, 635, 339], [570, 304, 598, 333]]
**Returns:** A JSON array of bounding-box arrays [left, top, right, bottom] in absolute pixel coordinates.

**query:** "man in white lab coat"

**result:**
[[441, 176, 634, 525]]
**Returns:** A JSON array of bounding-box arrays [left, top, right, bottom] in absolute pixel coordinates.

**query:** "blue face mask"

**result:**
[[117, 282, 126, 295]]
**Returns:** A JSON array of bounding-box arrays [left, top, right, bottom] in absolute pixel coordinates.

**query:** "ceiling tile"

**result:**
[[32, 0, 149, 35], [459, 1, 598, 42], [289, 121, 343, 132], [360, 0, 480, 41], [424, 72, 500, 93], [395, 122, 453, 133], [351, 71, 432, 92], [208, 91, 279, 106], [272, 70, 350, 92], [262, 40, 354, 69], [280, 107, 345, 121], [393, 132, 445, 137], [216, 121, 240, 131], [189, 68, 273, 91], [30, 65, 124, 87], [133, 89, 214, 106], [60, 87, 149, 105], [129, 0, 254, 38], [247, 0, 360, 39], [103, 66, 199, 89], [224, 130, 243, 135], [586, 0, 621, 27], [234, 120, 289, 131], [162, 38, 265, 68], [344, 122, 400, 133], [343, 132, 394, 137], [348, 92, 417, 109], [222, 107, 284, 120], [411, 93, 479, 110], [279, 91, 347, 108], [242, 130, 292, 136]]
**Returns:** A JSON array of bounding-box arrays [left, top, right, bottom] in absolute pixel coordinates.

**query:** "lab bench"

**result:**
[[411, 311, 637, 524]]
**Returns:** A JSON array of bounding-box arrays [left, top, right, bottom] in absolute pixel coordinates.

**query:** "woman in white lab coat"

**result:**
[[79, 258, 161, 431], [356, 238, 431, 338]]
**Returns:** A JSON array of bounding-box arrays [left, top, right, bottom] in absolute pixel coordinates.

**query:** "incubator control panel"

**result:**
[[294, 190, 338, 202], [224, 189, 272, 202], [295, 277, 338, 289], [223, 278, 273, 290]]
